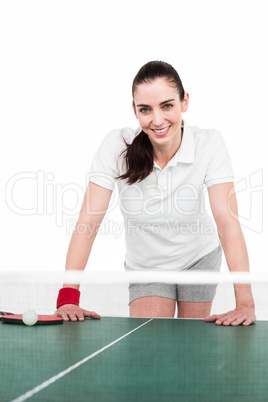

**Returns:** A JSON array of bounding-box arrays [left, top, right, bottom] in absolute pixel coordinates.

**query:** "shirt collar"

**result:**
[[166, 120, 195, 167], [137, 120, 195, 168]]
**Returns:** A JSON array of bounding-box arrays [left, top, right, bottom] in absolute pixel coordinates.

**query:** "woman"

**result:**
[[55, 61, 256, 326]]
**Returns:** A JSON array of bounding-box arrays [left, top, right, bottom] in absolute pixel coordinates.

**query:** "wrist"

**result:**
[[236, 299, 255, 309], [57, 287, 80, 309], [234, 284, 254, 307]]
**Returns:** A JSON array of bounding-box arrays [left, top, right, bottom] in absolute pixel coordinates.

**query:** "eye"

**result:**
[[163, 103, 173, 109], [139, 107, 150, 113]]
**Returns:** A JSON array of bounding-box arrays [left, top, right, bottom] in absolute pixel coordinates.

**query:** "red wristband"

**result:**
[[56, 287, 80, 309]]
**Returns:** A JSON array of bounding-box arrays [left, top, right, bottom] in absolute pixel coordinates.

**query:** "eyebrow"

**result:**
[[136, 99, 176, 107]]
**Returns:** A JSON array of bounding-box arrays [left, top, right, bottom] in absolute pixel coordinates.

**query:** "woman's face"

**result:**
[[133, 77, 189, 150]]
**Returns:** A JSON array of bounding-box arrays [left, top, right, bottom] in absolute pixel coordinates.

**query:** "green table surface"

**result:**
[[0, 317, 267, 402]]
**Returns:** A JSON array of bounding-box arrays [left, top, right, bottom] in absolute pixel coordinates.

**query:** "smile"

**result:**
[[151, 126, 171, 136]]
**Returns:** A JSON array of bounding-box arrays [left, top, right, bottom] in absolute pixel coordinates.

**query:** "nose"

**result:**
[[151, 110, 165, 127]]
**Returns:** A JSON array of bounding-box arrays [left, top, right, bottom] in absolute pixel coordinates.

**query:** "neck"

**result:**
[[153, 128, 183, 169]]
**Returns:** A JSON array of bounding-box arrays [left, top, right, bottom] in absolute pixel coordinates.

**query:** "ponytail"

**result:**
[[117, 60, 185, 185], [117, 131, 153, 185]]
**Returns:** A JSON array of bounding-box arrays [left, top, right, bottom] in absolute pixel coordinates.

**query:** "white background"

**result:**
[[0, 1, 267, 315]]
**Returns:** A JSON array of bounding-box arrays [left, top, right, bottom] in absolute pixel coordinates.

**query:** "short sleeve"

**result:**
[[204, 131, 235, 188], [88, 130, 123, 191]]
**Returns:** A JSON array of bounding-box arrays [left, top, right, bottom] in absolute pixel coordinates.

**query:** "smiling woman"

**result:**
[[134, 78, 189, 168], [118, 61, 189, 183], [55, 60, 256, 326]]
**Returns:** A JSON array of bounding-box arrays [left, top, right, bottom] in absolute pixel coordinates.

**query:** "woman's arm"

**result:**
[[205, 182, 256, 326], [55, 181, 113, 321]]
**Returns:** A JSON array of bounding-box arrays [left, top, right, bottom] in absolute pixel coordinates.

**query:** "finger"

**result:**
[[221, 316, 240, 326], [54, 310, 70, 321], [68, 313, 78, 322], [230, 317, 246, 326], [223, 314, 251, 326], [62, 314, 71, 322], [216, 319, 226, 325], [215, 316, 231, 325], [242, 314, 256, 326], [226, 317, 245, 326], [205, 314, 223, 322], [76, 312, 85, 322], [242, 318, 254, 326], [205, 314, 229, 325], [205, 316, 216, 322], [220, 314, 255, 326], [83, 310, 101, 320], [53, 311, 61, 317]]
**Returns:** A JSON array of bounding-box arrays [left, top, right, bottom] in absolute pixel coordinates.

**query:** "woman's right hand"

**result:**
[[54, 304, 101, 322]]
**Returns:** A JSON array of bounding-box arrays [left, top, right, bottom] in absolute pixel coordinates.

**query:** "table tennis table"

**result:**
[[1, 317, 267, 401]]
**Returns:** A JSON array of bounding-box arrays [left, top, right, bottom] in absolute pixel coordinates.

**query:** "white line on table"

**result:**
[[11, 318, 153, 402]]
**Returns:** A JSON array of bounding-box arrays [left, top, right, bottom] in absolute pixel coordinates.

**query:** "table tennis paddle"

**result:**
[[0, 311, 14, 318], [0, 313, 63, 325]]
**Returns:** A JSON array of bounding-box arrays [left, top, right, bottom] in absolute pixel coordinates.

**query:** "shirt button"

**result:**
[[158, 172, 166, 188]]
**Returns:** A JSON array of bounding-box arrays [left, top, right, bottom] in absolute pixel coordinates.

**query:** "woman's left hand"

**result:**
[[205, 305, 256, 326]]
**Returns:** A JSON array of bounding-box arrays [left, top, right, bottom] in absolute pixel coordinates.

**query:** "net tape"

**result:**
[[0, 270, 266, 285]]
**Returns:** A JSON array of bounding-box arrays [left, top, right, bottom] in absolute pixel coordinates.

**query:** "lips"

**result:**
[[151, 126, 171, 136]]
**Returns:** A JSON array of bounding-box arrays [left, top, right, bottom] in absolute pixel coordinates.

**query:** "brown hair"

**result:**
[[117, 61, 185, 185]]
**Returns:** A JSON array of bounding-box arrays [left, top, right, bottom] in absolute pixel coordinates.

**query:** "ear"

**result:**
[[181, 92, 189, 113], [132, 101, 138, 119]]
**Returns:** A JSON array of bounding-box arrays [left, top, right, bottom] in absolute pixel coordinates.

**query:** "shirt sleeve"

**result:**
[[204, 130, 235, 188], [88, 130, 123, 191]]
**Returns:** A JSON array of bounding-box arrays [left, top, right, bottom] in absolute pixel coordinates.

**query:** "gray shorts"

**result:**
[[128, 244, 223, 304]]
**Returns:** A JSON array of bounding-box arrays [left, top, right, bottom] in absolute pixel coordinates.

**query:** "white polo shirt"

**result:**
[[89, 121, 234, 271]]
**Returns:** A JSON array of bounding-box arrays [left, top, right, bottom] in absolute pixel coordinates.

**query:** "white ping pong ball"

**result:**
[[22, 310, 38, 326]]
